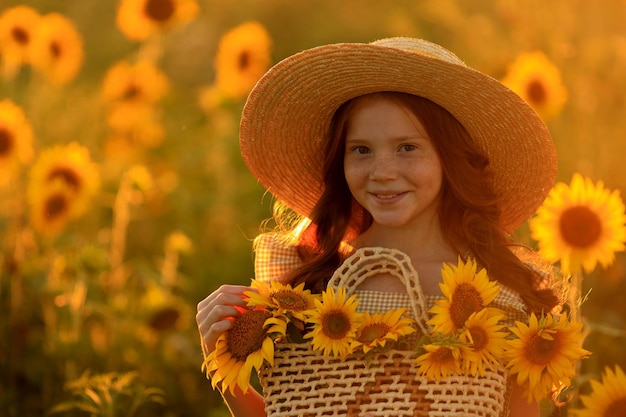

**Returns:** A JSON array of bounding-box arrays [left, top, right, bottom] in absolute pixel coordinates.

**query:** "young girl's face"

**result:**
[[343, 95, 444, 231]]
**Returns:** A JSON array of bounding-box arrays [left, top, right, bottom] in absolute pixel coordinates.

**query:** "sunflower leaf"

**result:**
[[285, 321, 306, 343]]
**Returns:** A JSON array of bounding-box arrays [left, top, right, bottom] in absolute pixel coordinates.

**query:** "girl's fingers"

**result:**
[[196, 284, 254, 353], [200, 318, 233, 353], [197, 285, 251, 310]]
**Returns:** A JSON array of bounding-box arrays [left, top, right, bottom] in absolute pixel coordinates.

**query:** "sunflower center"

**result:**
[[148, 307, 180, 331], [227, 309, 270, 361], [50, 41, 62, 59], [12, 26, 29, 45], [45, 194, 68, 218], [145, 0, 175, 22], [321, 309, 351, 340], [468, 326, 488, 351], [559, 205, 602, 248], [432, 346, 454, 364], [0, 128, 14, 155], [271, 290, 308, 311], [123, 84, 141, 101], [450, 283, 484, 329], [238, 51, 250, 70], [524, 331, 561, 366], [48, 167, 81, 190], [358, 323, 390, 344], [527, 79, 547, 105], [604, 397, 626, 417]]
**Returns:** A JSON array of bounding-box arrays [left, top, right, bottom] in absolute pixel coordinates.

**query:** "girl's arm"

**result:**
[[196, 285, 267, 417], [220, 386, 266, 417], [507, 383, 540, 417]]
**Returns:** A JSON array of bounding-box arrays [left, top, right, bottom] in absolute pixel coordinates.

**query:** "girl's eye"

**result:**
[[352, 146, 370, 155], [399, 144, 417, 152]]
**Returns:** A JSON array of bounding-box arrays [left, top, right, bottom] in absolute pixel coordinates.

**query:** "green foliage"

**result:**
[[49, 371, 164, 417]]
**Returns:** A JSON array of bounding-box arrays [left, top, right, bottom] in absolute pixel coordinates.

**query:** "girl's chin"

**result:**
[[369, 217, 410, 229]]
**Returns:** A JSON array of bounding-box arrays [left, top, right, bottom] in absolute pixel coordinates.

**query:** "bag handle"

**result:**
[[328, 247, 430, 334]]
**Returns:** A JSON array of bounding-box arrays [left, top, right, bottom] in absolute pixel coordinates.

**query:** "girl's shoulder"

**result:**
[[491, 283, 529, 325], [253, 232, 304, 282]]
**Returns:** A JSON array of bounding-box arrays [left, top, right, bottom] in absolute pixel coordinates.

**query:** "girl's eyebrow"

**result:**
[[345, 135, 428, 143]]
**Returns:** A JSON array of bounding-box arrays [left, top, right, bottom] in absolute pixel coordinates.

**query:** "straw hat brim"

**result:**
[[240, 38, 557, 232]]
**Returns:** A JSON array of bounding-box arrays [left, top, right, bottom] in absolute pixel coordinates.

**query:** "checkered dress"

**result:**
[[254, 232, 529, 326]]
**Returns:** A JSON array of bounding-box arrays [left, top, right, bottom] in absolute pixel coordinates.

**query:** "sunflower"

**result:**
[[29, 13, 83, 85], [572, 365, 626, 417], [0, 100, 34, 186], [304, 286, 362, 358], [427, 257, 501, 334], [29, 179, 78, 236], [458, 309, 508, 376], [244, 279, 318, 322], [350, 308, 416, 355], [530, 173, 626, 276], [106, 102, 165, 148], [139, 284, 190, 337], [415, 334, 467, 381], [103, 134, 144, 173], [116, 0, 199, 41], [101, 59, 169, 106], [214, 21, 272, 98], [136, 296, 190, 348], [198, 85, 227, 113], [147, 306, 181, 331], [165, 230, 192, 254], [28, 142, 100, 217], [505, 312, 590, 403], [0, 6, 41, 78], [202, 308, 286, 396], [501, 51, 568, 120]]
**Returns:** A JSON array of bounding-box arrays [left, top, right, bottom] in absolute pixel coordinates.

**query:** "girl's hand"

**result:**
[[196, 284, 252, 354]]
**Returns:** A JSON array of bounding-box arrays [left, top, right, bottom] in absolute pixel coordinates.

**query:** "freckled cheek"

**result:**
[[343, 162, 367, 186], [404, 162, 443, 188]]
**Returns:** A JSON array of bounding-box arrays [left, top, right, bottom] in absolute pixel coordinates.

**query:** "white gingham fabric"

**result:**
[[254, 233, 303, 283]]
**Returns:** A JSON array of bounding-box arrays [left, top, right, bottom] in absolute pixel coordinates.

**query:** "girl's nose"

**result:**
[[369, 154, 397, 181]]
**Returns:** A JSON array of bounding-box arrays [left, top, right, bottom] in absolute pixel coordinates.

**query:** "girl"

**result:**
[[197, 37, 561, 417]]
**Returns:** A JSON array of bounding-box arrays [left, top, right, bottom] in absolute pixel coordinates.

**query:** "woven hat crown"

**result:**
[[372, 37, 465, 65]]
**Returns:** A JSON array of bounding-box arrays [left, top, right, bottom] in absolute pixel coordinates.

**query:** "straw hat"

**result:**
[[240, 37, 557, 232]]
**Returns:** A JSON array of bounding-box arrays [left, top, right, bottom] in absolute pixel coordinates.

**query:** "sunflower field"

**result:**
[[1, 0, 626, 416]]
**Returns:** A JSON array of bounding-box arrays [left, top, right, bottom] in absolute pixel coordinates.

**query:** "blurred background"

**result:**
[[1, 0, 625, 416]]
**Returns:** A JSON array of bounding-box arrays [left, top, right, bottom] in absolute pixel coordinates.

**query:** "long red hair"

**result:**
[[285, 92, 559, 314]]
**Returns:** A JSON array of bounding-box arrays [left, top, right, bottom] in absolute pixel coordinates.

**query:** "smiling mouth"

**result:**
[[374, 193, 403, 200]]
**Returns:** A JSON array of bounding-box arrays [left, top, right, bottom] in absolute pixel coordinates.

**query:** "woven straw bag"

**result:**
[[259, 247, 509, 417]]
